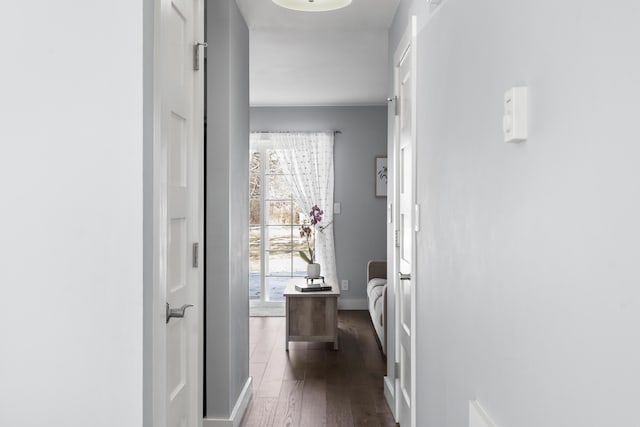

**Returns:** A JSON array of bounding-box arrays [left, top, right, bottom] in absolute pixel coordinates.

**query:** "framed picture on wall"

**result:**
[[375, 156, 388, 197]]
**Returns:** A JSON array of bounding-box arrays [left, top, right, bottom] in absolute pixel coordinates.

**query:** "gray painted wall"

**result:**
[[205, 0, 250, 420], [391, 0, 640, 425], [251, 106, 388, 306], [228, 0, 251, 414]]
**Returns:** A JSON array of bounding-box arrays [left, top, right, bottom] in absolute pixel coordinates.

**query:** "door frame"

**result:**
[[150, 0, 205, 425], [385, 15, 418, 427]]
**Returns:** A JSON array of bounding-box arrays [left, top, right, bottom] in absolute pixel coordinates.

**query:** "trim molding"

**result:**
[[338, 298, 367, 310], [203, 377, 253, 427], [384, 375, 397, 421]]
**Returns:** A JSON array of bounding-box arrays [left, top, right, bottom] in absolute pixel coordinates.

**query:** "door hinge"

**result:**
[[193, 42, 208, 71], [192, 242, 199, 268], [394, 362, 400, 379], [395, 230, 400, 248], [388, 96, 400, 116]]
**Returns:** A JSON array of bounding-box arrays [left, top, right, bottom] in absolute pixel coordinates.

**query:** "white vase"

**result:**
[[307, 263, 321, 279]]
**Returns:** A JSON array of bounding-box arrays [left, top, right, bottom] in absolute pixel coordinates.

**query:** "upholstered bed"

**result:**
[[366, 260, 387, 355]]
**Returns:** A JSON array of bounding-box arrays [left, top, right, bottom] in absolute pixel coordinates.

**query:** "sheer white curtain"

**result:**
[[253, 131, 337, 286]]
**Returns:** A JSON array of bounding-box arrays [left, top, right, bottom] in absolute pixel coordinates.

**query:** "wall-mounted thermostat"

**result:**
[[503, 87, 528, 143]]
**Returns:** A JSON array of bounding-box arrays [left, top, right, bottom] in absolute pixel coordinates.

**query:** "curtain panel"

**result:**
[[250, 132, 337, 286]]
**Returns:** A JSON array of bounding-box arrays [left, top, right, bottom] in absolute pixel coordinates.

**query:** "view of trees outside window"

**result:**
[[249, 148, 307, 301]]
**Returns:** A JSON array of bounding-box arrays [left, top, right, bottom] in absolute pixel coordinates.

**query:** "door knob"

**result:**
[[166, 303, 194, 323], [399, 273, 411, 281]]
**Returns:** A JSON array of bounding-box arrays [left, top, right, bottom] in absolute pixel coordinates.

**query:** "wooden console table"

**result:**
[[284, 278, 340, 351]]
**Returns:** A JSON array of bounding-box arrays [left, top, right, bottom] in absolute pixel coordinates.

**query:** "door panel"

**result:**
[[163, 0, 202, 425], [169, 112, 188, 187], [168, 218, 187, 293], [167, 319, 187, 399]]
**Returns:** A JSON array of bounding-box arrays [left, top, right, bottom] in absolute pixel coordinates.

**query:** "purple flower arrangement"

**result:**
[[299, 204, 323, 264]]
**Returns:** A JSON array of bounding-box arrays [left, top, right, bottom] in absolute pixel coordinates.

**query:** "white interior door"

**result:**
[[394, 17, 416, 427], [155, 0, 204, 425]]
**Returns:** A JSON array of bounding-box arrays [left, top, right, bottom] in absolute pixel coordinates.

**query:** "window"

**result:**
[[249, 147, 307, 302], [249, 131, 337, 304]]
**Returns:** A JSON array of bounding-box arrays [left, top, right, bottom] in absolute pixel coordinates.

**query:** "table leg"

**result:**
[[285, 297, 289, 351]]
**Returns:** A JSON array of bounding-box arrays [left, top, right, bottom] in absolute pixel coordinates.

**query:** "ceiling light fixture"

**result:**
[[272, 0, 352, 12]]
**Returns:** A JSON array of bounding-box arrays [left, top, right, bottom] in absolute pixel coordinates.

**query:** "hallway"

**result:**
[[241, 311, 397, 426]]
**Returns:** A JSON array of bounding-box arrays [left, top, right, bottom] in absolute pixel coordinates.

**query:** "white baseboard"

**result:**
[[203, 377, 253, 427], [469, 400, 497, 427], [384, 375, 397, 421], [338, 298, 367, 310]]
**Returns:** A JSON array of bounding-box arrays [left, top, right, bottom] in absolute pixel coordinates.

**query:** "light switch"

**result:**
[[334, 202, 341, 214], [503, 87, 527, 143]]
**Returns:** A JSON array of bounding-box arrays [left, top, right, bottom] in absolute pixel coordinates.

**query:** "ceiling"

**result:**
[[235, 0, 401, 106]]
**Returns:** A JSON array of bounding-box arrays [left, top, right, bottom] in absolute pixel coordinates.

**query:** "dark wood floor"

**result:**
[[241, 311, 398, 427]]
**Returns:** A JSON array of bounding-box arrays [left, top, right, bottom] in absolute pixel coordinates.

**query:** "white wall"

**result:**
[[143, 1, 155, 425], [250, 30, 389, 106], [205, 0, 251, 420], [0, 2, 144, 426], [390, 0, 640, 425], [251, 106, 388, 307]]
